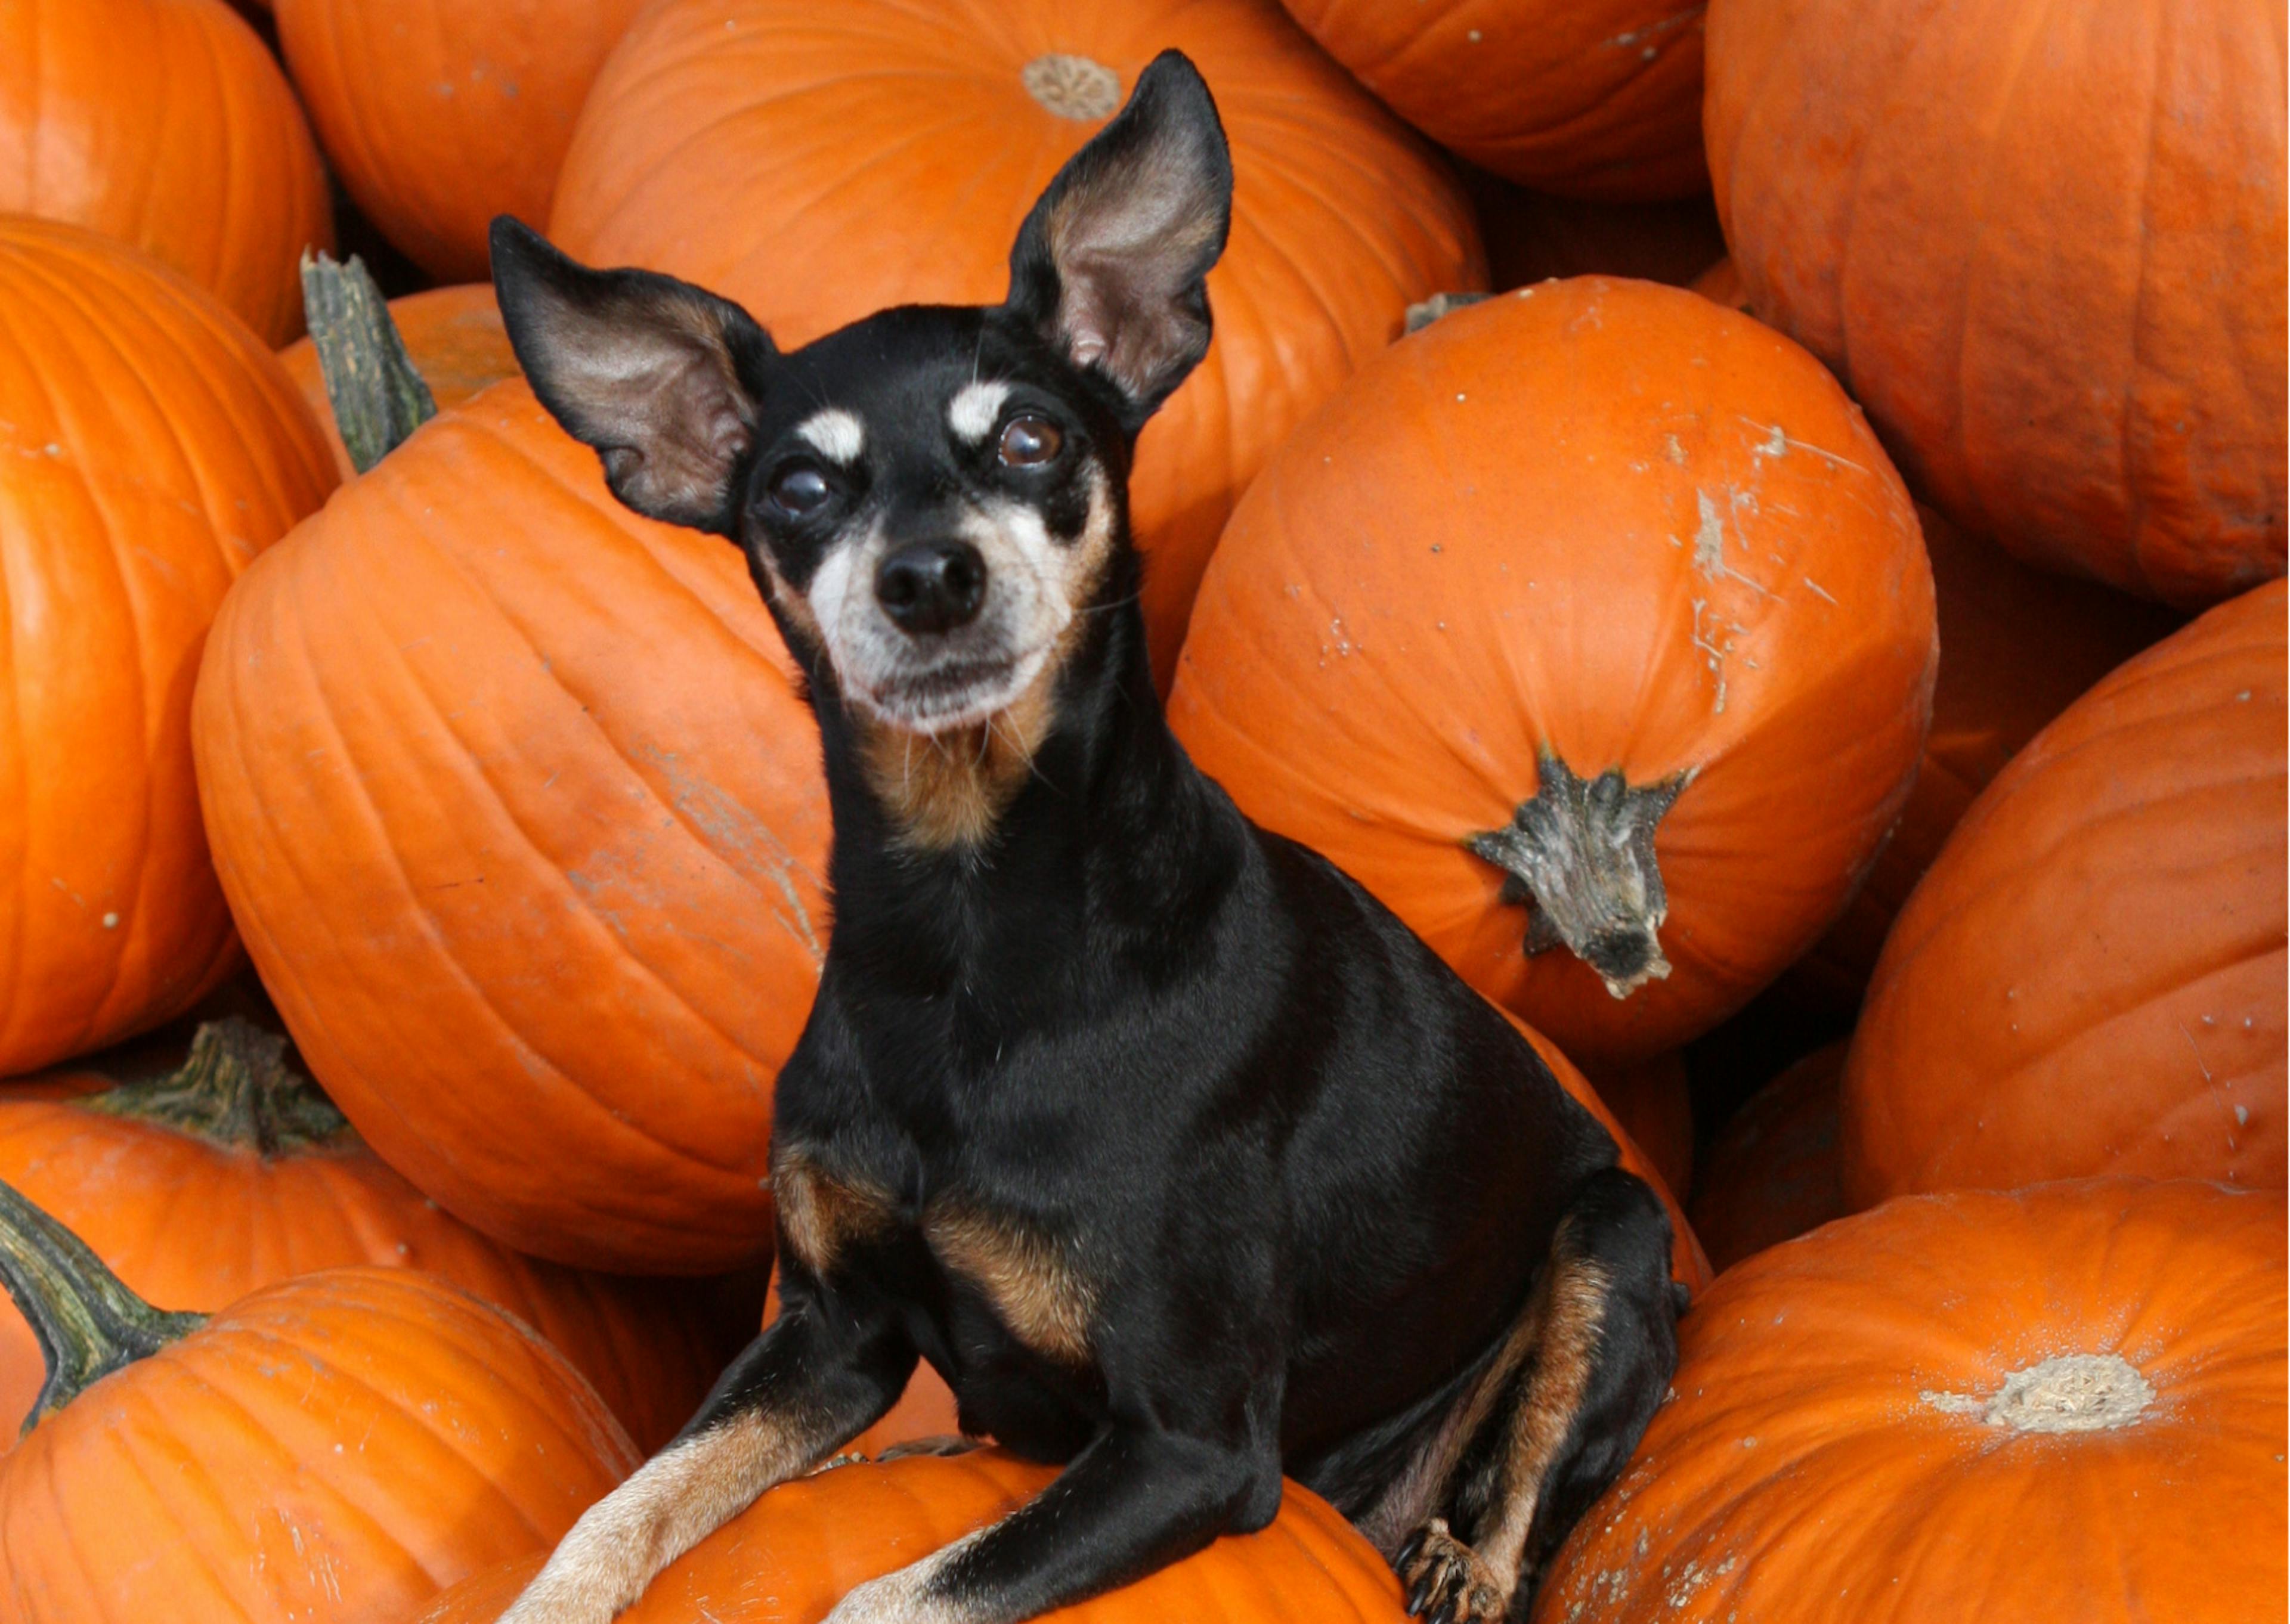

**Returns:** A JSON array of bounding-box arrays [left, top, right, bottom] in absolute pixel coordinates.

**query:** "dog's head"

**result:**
[[491, 51, 1230, 742]]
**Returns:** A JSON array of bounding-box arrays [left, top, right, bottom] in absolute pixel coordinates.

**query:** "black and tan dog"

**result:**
[[488, 52, 1679, 1624]]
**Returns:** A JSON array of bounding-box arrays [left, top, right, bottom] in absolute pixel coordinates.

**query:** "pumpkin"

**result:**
[[0, 1018, 760, 1453], [278, 283, 521, 479], [1687, 1040, 1844, 1272], [1688, 255, 1749, 314], [274, 0, 651, 283], [0, 1180, 639, 1623], [1468, 169, 1726, 293], [1168, 278, 1936, 1069], [1704, 0, 2286, 608], [1276, 0, 1708, 199], [194, 374, 830, 1273], [1532, 1179, 2288, 1624], [1840, 580, 2286, 1203], [419, 1448, 1409, 1624], [0, 0, 331, 345], [0, 219, 335, 1078], [548, 0, 1485, 685], [1586, 1052, 1694, 1203]]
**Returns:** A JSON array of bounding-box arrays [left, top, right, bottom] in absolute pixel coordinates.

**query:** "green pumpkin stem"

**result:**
[[83, 1016, 349, 1155], [0, 1179, 205, 1439], [300, 249, 437, 472]]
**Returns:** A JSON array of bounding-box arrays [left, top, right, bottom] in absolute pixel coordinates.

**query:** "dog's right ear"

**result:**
[[489, 217, 775, 536]]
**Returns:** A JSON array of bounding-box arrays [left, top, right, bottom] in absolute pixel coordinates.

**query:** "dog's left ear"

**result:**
[[489, 216, 775, 536], [1005, 51, 1233, 429]]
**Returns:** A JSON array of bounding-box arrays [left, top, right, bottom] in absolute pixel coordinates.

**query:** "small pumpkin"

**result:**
[[0, 219, 335, 1078], [1841, 579, 2286, 1203], [0, 1180, 638, 1623], [0, 1018, 759, 1453], [1704, 0, 2286, 607], [1533, 1179, 2288, 1624], [549, 0, 1485, 684], [1687, 1040, 1845, 1273], [278, 283, 521, 479], [1169, 278, 1936, 1068]]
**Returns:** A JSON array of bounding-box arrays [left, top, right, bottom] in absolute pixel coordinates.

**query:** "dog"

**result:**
[[487, 51, 1681, 1624]]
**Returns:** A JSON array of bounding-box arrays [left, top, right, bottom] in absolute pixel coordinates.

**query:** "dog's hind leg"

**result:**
[[1376, 1168, 1681, 1624]]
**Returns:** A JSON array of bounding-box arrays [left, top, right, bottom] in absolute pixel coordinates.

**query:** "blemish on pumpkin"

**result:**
[[1921, 1353, 2154, 1432], [1022, 54, 1121, 120]]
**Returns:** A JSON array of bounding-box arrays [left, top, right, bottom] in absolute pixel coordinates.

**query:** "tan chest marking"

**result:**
[[775, 1152, 898, 1276], [856, 675, 1060, 850], [924, 1203, 1097, 1366]]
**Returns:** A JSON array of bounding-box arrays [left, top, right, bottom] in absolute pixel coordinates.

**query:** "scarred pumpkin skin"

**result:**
[[418, 1449, 1410, 1624], [1705, 0, 2286, 608], [0, 1266, 639, 1624], [1841, 580, 2286, 1204], [1277, 0, 1709, 199], [549, 0, 1485, 686], [0, 221, 336, 1078], [0, 0, 332, 345], [1169, 278, 1936, 1069], [194, 379, 831, 1273], [1532, 1180, 2288, 1624], [276, 0, 651, 283], [277, 284, 522, 479], [1688, 1040, 1845, 1273]]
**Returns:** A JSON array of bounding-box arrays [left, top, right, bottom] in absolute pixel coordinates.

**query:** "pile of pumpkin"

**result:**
[[0, 0, 2279, 1619]]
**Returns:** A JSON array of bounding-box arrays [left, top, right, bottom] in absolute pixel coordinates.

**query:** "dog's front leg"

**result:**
[[827, 1422, 1280, 1624], [503, 1293, 918, 1624]]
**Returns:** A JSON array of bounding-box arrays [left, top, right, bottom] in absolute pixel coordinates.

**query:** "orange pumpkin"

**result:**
[[0, 1019, 759, 1453], [1586, 1052, 1694, 1204], [194, 378, 829, 1272], [1277, 0, 1708, 199], [1704, 0, 2286, 608], [1169, 278, 1936, 1069], [1533, 1180, 2288, 1624], [0, 1182, 639, 1623], [0, 0, 331, 345], [1688, 1040, 1845, 1273], [275, 0, 651, 283], [1841, 580, 2286, 1203], [548, 0, 1484, 685], [0, 219, 335, 1078], [1468, 171, 1726, 293], [1688, 255, 1749, 314], [278, 283, 522, 479], [419, 1449, 1408, 1624]]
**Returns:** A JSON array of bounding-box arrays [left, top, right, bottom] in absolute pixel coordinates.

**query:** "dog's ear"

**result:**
[[489, 217, 775, 535], [1005, 51, 1233, 427]]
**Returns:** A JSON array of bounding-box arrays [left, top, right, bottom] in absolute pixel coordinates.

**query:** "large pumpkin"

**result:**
[[1277, 0, 1708, 199], [1840, 580, 2286, 1203], [1688, 1040, 1844, 1273], [0, 0, 332, 345], [0, 220, 336, 1078], [549, 0, 1485, 684], [194, 379, 830, 1273], [0, 1019, 758, 1453], [277, 284, 522, 479], [1533, 1180, 2288, 1623], [1169, 278, 1936, 1068], [275, 0, 651, 283], [0, 1183, 639, 1624], [419, 1449, 1409, 1624], [1704, 0, 2286, 608]]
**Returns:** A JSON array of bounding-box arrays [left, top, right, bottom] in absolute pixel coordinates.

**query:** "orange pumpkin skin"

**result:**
[[194, 380, 831, 1273], [0, 1266, 640, 1624], [1586, 1052, 1694, 1204], [1532, 1180, 2288, 1624], [420, 1449, 1409, 1624], [1277, 0, 1707, 199], [1469, 173, 1726, 293], [0, 221, 335, 1077], [0, 0, 331, 345], [1687, 1040, 1845, 1273], [549, 0, 1484, 686], [1169, 278, 1936, 1068], [1704, 0, 2286, 608], [275, 0, 651, 283], [278, 284, 522, 479], [1687, 254, 1749, 314], [1841, 581, 2286, 1204]]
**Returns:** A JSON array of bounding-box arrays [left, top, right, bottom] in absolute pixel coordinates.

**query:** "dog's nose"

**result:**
[[875, 540, 987, 636]]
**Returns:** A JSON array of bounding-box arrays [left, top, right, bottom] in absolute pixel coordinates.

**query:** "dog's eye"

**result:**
[[768, 462, 833, 516], [998, 414, 1063, 468]]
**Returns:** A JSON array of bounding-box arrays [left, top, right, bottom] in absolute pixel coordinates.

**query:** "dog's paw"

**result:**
[[1395, 1517, 1513, 1624]]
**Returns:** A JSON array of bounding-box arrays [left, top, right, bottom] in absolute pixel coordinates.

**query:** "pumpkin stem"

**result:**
[[1468, 750, 1691, 999], [300, 249, 437, 472], [0, 1179, 205, 1438], [82, 1017, 350, 1156], [1404, 292, 1488, 332]]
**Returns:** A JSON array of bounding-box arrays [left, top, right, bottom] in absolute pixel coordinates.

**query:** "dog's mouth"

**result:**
[[847, 644, 1051, 734]]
